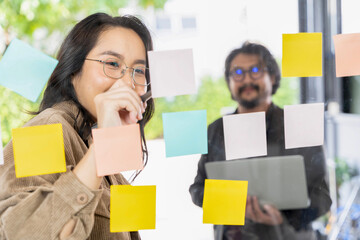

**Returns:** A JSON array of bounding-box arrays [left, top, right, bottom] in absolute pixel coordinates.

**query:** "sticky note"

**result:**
[[162, 110, 207, 157], [12, 123, 66, 178], [223, 112, 267, 160], [203, 179, 248, 225], [334, 33, 360, 77], [0, 120, 3, 165], [92, 124, 143, 176], [284, 103, 324, 149], [110, 185, 156, 232], [282, 33, 322, 77], [0, 38, 58, 102], [148, 49, 197, 98]]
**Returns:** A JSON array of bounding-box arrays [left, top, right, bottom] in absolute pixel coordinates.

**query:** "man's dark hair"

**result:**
[[35, 13, 154, 181], [224, 42, 281, 95]]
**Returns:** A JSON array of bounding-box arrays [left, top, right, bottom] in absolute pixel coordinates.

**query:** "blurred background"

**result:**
[[1, 0, 360, 239]]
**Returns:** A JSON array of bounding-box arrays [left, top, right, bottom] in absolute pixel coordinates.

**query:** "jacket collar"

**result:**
[[52, 101, 94, 145]]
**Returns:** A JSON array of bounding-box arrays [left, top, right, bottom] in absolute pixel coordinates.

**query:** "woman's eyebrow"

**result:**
[[98, 51, 146, 65], [98, 51, 124, 60], [133, 59, 147, 65]]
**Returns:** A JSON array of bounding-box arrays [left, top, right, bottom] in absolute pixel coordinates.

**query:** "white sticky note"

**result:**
[[223, 112, 267, 160], [284, 103, 324, 149], [148, 49, 197, 98], [0, 120, 3, 165]]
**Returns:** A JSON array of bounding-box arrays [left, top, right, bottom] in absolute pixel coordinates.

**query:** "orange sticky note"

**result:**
[[203, 179, 248, 225], [92, 124, 143, 177], [334, 33, 360, 77], [12, 123, 66, 178], [282, 33, 322, 77], [110, 185, 156, 232]]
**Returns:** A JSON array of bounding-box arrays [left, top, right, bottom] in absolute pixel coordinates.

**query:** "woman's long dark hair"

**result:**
[[36, 13, 154, 182]]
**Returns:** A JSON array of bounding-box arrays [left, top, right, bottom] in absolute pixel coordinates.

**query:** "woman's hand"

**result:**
[[94, 80, 145, 128], [245, 196, 283, 225]]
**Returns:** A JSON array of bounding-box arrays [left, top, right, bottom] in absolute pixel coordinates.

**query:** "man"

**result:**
[[189, 42, 332, 240]]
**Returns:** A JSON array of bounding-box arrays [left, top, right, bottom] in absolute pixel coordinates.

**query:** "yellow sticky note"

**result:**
[[203, 179, 248, 225], [110, 185, 156, 232], [12, 123, 66, 178], [282, 33, 322, 77]]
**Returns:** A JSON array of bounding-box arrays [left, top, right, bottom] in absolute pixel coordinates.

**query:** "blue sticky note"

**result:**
[[162, 110, 208, 157], [0, 38, 58, 102]]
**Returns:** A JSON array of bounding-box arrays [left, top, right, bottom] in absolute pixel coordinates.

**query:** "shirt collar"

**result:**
[[233, 102, 276, 132]]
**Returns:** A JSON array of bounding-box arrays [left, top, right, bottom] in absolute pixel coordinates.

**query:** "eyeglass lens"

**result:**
[[232, 66, 264, 82], [103, 58, 149, 88]]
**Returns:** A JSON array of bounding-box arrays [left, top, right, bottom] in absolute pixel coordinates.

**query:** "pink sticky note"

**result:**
[[92, 124, 143, 176], [334, 33, 360, 77]]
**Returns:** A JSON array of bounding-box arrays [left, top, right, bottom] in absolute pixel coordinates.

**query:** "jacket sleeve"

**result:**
[[282, 146, 332, 230], [189, 119, 224, 208], [189, 153, 208, 207], [0, 116, 103, 240]]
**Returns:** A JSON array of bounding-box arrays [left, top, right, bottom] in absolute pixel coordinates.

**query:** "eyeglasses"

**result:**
[[85, 57, 150, 90], [229, 65, 267, 82]]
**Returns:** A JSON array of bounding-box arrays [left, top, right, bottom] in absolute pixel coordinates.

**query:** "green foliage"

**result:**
[[144, 75, 300, 139], [0, 0, 168, 147], [0, 0, 129, 46], [272, 76, 300, 108], [0, 0, 166, 55], [0, 86, 39, 146], [335, 157, 358, 187], [144, 76, 236, 139], [138, 0, 167, 9]]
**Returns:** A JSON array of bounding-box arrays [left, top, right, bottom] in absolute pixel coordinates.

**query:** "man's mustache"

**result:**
[[238, 84, 260, 95]]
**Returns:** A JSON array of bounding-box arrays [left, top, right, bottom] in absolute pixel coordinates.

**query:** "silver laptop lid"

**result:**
[[205, 155, 309, 210]]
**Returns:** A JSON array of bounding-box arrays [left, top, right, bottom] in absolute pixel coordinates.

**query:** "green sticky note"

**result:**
[[110, 185, 156, 232], [0, 38, 58, 102], [162, 110, 207, 157], [282, 33, 322, 77]]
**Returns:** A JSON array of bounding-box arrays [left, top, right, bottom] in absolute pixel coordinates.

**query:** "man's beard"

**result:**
[[235, 83, 261, 109]]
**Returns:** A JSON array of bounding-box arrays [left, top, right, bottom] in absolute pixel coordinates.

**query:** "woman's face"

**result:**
[[72, 27, 147, 120]]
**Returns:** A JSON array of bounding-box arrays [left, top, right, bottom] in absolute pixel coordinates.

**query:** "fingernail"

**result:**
[[138, 109, 143, 120], [131, 112, 138, 122]]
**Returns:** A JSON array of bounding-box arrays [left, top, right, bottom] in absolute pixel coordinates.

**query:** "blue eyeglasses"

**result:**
[[229, 65, 267, 82]]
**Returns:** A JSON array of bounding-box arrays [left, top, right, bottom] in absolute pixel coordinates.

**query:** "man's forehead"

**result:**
[[231, 53, 262, 67]]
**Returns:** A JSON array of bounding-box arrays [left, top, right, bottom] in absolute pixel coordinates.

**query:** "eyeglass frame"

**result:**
[[85, 58, 150, 87], [229, 65, 268, 82]]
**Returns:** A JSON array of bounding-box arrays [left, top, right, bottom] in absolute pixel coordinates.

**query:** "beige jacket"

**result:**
[[0, 101, 140, 240]]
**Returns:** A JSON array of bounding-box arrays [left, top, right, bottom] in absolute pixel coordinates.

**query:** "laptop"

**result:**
[[205, 155, 309, 210]]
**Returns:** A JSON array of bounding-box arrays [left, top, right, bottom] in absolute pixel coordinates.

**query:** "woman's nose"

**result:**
[[120, 69, 135, 89]]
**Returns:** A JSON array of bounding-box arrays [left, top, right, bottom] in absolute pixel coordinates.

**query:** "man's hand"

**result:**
[[245, 196, 283, 225]]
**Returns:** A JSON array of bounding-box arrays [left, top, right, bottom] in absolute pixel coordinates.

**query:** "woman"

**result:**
[[0, 12, 154, 240]]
